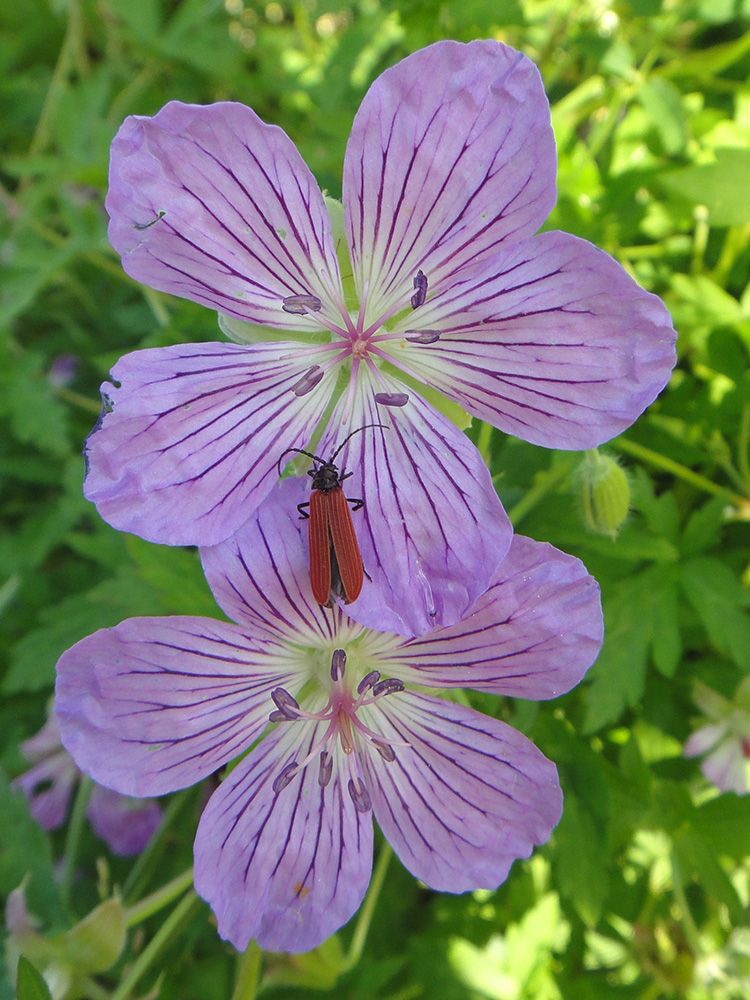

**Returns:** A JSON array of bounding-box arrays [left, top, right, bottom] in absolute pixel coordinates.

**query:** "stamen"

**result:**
[[271, 688, 301, 720], [405, 329, 441, 345], [371, 739, 396, 762], [331, 649, 347, 681], [292, 365, 324, 396], [282, 293, 323, 315], [371, 678, 405, 698], [357, 670, 381, 694], [272, 761, 299, 793], [374, 392, 409, 407], [411, 269, 428, 309], [318, 751, 333, 787], [348, 777, 372, 813]]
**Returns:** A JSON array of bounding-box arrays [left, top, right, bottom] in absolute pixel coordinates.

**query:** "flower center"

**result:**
[[269, 648, 406, 812]]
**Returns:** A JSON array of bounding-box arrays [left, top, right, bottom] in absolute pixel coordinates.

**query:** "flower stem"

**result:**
[[611, 436, 746, 505], [60, 775, 92, 908], [231, 941, 262, 1000], [340, 842, 392, 973], [123, 788, 193, 903], [111, 889, 202, 1000], [124, 867, 195, 928], [505, 458, 573, 527]]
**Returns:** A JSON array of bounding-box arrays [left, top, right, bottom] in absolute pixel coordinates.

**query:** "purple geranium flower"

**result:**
[[56, 478, 603, 953], [85, 39, 676, 636], [13, 710, 161, 856]]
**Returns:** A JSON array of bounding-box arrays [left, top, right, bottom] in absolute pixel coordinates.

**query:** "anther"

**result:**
[[318, 751, 333, 787], [348, 777, 372, 813], [272, 761, 299, 793], [374, 392, 409, 407], [371, 740, 396, 762], [405, 329, 441, 345], [411, 270, 428, 309], [282, 293, 323, 315], [371, 678, 405, 698], [357, 670, 381, 694], [271, 688, 301, 720], [330, 649, 347, 681], [292, 365, 324, 396]]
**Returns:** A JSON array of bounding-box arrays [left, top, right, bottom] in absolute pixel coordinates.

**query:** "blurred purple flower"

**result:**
[[684, 679, 750, 795], [13, 710, 161, 856], [86, 39, 675, 635], [56, 478, 603, 953]]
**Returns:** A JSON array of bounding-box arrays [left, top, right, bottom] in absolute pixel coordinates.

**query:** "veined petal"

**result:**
[[386, 535, 602, 698], [12, 752, 76, 830], [317, 383, 512, 637], [194, 723, 373, 952], [107, 101, 344, 331], [201, 478, 359, 646], [55, 617, 297, 796], [361, 692, 561, 891], [84, 342, 333, 546], [391, 231, 676, 449], [344, 40, 556, 321]]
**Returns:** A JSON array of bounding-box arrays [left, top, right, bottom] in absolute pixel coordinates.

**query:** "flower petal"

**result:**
[[387, 535, 602, 698], [87, 786, 162, 856], [12, 751, 77, 830], [361, 692, 561, 891], [201, 477, 359, 643], [344, 39, 556, 320], [194, 723, 373, 952], [107, 101, 343, 331], [317, 384, 512, 636], [55, 616, 296, 796], [390, 231, 677, 449], [701, 740, 748, 795], [84, 342, 333, 546], [684, 721, 727, 758]]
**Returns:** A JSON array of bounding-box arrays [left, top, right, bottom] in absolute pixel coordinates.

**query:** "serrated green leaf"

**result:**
[[553, 795, 610, 926], [673, 825, 743, 923], [692, 794, 750, 859], [15, 957, 52, 1000]]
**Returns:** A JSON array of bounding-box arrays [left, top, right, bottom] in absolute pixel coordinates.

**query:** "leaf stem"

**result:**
[[124, 867, 195, 928], [231, 941, 262, 1000], [611, 437, 746, 505], [60, 775, 92, 908], [340, 842, 392, 973]]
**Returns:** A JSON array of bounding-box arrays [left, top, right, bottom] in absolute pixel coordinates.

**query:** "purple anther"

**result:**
[[371, 740, 396, 763], [318, 751, 333, 787], [357, 670, 381, 694], [330, 649, 347, 681], [292, 365, 324, 396], [271, 688, 301, 719], [410, 269, 428, 309], [374, 392, 409, 407], [347, 777, 372, 813], [404, 330, 441, 345], [372, 678, 405, 698], [282, 293, 323, 315], [268, 710, 289, 723], [272, 761, 299, 794]]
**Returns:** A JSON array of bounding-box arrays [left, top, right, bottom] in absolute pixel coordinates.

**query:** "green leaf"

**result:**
[[637, 79, 687, 155], [0, 773, 64, 928], [692, 794, 750, 859], [680, 557, 750, 669], [15, 957, 52, 1000], [673, 825, 744, 923], [662, 148, 750, 225], [554, 795, 610, 926]]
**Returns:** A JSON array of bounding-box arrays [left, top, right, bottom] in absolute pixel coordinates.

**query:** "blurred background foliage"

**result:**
[[2, 0, 750, 997]]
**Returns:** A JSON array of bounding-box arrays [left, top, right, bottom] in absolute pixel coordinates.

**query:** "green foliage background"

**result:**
[[2, 0, 750, 997]]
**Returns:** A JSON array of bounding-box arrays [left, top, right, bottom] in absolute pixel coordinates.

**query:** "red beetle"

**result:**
[[278, 425, 384, 607]]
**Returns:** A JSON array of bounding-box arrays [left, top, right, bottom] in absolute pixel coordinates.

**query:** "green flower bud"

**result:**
[[579, 450, 630, 539]]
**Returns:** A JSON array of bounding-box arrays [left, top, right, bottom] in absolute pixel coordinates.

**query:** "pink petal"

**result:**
[[194, 724, 373, 952], [84, 342, 333, 545], [87, 786, 162, 856], [344, 39, 556, 320], [393, 231, 677, 449], [362, 692, 561, 891], [389, 535, 602, 698], [107, 101, 343, 331], [55, 616, 296, 796], [316, 385, 513, 636]]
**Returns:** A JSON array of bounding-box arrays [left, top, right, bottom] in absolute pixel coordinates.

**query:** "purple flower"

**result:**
[[56, 479, 603, 953], [13, 710, 161, 857], [85, 39, 675, 636], [684, 679, 750, 795]]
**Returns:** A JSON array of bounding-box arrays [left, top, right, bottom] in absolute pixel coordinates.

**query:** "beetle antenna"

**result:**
[[277, 446, 320, 477], [330, 423, 388, 461]]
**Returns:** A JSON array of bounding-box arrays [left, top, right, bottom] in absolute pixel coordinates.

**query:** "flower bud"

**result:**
[[579, 450, 630, 539]]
